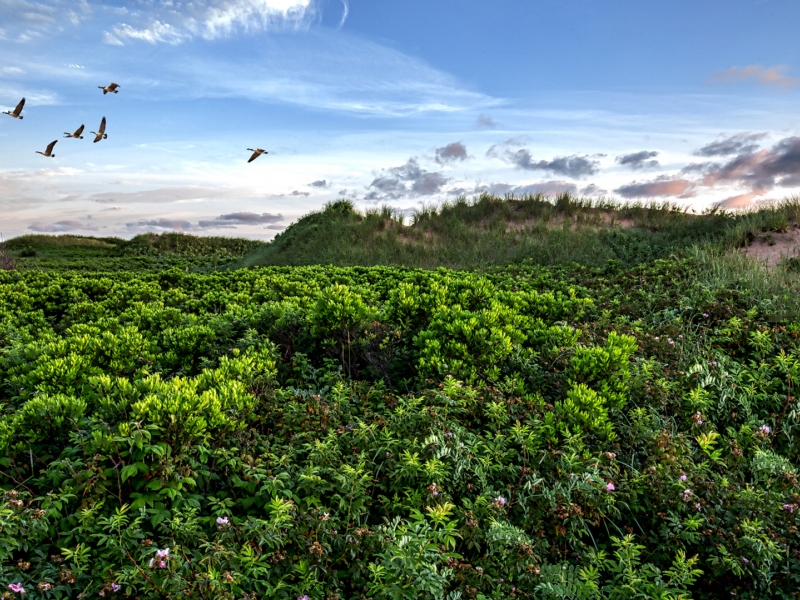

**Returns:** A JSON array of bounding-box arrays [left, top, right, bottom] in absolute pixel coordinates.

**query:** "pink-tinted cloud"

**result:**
[[716, 193, 759, 209], [615, 178, 695, 199], [29, 220, 98, 232], [710, 65, 798, 88], [700, 137, 800, 194]]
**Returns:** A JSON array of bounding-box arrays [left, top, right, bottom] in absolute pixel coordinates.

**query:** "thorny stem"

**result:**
[[124, 548, 172, 599]]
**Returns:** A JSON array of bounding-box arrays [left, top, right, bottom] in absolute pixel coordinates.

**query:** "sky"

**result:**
[[1, 0, 800, 240]]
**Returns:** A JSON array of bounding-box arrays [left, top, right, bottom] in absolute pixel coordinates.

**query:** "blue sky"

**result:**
[[2, 0, 800, 239]]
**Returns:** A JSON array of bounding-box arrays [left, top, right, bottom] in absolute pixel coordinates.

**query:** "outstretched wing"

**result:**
[[248, 150, 261, 163], [74, 124, 85, 136], [98, 116, 106, 134], [45, 140, 57, 153], [109, 83, 120, 91], [14, 98, 25, 115]]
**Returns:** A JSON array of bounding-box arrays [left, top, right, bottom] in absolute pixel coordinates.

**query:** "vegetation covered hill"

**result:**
[[1, 196, 800, 599], [233, 194, 800, 270], [1, 232, 265, 271]]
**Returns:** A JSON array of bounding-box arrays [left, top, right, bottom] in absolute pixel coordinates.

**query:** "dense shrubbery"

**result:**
[[1, 257, 799, 599], [4, 233, 266, 273]]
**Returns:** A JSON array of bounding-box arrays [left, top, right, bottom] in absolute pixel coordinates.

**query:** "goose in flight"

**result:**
[[91, 117, 107, 143], [99, 83, 120, 95], [64, 124, 85, 139], [36, 140, 57, 157], [247, 148, 268, 163], [2, 97, 25, 119]]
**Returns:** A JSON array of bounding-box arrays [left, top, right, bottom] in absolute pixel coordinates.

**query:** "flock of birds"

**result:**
[[2, 83, 269, 162]]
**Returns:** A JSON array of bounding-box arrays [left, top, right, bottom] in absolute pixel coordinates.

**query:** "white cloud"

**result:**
[[198, 0, 315, 39], [88, 186, 252, 205], [106, 20, 189, 46], [1, 0, 90, 31], [162, 30, 498, 116], [103, 0, 318, 46], [0, 67, 24, 76]]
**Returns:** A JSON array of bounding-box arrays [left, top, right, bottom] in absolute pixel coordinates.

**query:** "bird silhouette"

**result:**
[[36, 140, 57, 157], [91, 117, 107, 143], [247, 148, 268, 163], [99, 83, 120, 95], [2, 98, 25, 119], [64, 124, 85, 139]]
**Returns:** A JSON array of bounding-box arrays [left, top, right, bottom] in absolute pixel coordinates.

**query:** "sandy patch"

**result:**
[[741, 224, 800, 266]]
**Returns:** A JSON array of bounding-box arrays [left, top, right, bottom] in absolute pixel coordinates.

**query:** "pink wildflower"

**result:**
[[216, 516, 229, 525], [680, 475, 687, 482], [495, 496, 507, 506], [8, 583, 25, 594], [606, 482, 615, 491], [112, 583, 121, 592]]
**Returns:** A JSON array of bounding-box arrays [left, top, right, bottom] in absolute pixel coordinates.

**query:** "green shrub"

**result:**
[[1, 256, 800, 599]]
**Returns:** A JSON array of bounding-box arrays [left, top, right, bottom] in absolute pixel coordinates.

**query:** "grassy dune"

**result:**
[[233, 194, 800, 270]]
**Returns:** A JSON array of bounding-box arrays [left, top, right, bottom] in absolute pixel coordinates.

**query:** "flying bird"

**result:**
[[91, 117, 107, 143], [64, 124, 85, 139], [2, 98, 25, 119], [99, 83, 120, 95], [247, 148, 268, 163], [36, 140, 57, 157]]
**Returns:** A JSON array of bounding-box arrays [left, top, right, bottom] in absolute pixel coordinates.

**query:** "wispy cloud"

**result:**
[[716, 193, 759, 209], [126, 210, 285, 232], [710, 65, 799, 88], [89, 186, 250, 205], [29, 219, 97, 232], [615, 177, 695, 199], [174, 33, 497, 115], [104, 0, 319, 46], [487, 180, 578, 197], [1, 0, 91, 33], [126, 218, 195, 232], [106, 21, 188, 46], [198, 211, 283, 228], [475, 114, 498, 129], [0, 67, 24, 76], [694, 132, 767, 157]]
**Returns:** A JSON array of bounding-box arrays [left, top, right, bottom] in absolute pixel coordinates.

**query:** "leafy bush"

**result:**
[[1, 257, 800, 599]]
